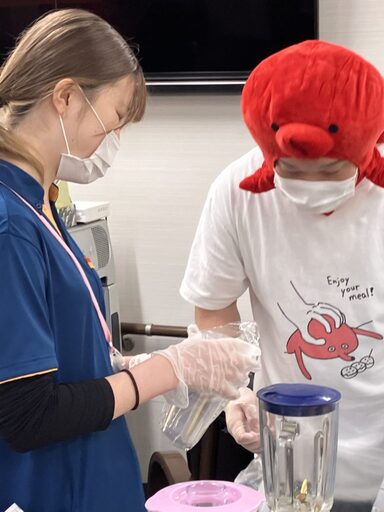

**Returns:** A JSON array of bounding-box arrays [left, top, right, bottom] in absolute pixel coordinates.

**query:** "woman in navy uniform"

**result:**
[[0, 9, 258, 511]]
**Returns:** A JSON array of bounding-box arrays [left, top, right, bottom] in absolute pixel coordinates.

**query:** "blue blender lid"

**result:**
[[257, 383, 341, 416]]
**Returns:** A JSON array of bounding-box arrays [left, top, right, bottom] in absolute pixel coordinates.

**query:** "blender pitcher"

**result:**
[[257, 384, 341, 512]]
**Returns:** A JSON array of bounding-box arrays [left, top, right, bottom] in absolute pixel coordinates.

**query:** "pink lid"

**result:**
[[145, 480, 265, 512]]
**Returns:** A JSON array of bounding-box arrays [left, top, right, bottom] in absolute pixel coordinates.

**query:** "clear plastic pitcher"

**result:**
[[160, 322, 261, 450], [257, 384, 341, 512]]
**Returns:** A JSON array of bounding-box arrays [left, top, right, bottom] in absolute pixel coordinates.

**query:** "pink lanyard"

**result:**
[[1, 181, 113, 349]]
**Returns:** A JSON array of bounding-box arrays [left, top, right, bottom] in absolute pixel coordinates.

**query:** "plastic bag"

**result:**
[[235, 453, 264, 493], [160, 321, 261, 450], [235, 455, 269, 511]]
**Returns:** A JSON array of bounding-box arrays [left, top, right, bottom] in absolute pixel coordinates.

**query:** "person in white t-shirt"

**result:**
[[180, 40, 384, 511]]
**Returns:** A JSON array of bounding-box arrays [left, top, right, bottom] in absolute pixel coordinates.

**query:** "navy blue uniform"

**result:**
[[0, 160, 145, 511]]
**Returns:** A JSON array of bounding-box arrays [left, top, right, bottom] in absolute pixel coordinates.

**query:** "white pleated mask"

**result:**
[[274, 169, 358, 214], [56, 91, 120, 184]]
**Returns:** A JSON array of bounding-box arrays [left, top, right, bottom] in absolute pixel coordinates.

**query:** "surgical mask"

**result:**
[[273, 168, 358, 214], [56, 91, 120, 184]]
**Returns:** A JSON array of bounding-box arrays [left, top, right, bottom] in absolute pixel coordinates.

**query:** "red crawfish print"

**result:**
[[286, 314, 383, 380]]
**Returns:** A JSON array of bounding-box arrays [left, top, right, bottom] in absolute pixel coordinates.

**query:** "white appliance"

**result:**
[[68, 218, 122, 351], [74, 200, 111, 224]]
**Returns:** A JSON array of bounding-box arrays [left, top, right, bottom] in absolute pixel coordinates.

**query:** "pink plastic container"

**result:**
[[145, 480, 265, 512]]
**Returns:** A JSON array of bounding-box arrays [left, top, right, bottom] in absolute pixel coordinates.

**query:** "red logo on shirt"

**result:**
[[286, 315, 383, 380]]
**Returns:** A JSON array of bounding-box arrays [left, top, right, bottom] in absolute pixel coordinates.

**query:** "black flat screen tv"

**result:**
[[0, 0, 318, 84]]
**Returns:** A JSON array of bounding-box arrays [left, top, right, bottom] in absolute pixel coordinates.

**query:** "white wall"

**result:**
[[71, 94, 255, 328], [70, 0, 384, 479], [319, 0, 384, 73]]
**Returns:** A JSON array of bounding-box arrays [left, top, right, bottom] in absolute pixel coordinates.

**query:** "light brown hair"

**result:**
[[0, 8, 146, 175]]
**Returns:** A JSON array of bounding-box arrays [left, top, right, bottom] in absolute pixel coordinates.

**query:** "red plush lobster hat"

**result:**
[[240, 40, 384, 193]]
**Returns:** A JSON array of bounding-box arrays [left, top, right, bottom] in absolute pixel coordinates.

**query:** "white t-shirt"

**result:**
[[180, 146, 384, 502]]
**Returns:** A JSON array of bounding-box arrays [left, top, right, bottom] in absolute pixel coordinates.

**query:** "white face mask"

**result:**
[[56, 91, 120, 184], [273, 169, 358, 214]]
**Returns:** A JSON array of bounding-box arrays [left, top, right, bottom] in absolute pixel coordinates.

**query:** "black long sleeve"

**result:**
[[0, 373, 115, 453]]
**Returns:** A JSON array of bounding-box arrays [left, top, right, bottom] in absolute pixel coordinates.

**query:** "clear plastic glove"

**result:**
[[225, 387, 260, 453], [153, 336, 259, 408]]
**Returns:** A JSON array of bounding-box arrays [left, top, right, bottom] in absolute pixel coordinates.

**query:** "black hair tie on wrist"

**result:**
[[122, 369, 140, 410]]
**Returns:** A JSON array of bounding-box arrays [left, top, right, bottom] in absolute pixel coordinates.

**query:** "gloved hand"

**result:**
[[225, 387, 261, 453], [153, 336, 259, 408]]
